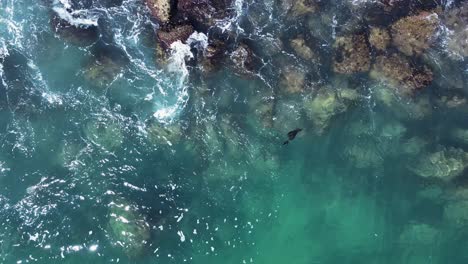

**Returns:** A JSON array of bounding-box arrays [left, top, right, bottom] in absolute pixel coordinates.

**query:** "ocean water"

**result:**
[[0, 0, 468, 263]]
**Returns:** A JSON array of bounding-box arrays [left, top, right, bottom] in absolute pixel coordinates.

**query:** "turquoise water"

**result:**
[[1, 0, 468, 263]]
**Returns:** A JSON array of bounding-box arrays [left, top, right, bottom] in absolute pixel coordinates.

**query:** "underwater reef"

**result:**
[[0, 0, 467, 263]]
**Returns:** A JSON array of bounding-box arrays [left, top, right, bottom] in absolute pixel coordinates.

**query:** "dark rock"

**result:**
[[176, 0, 233, 31], [229, 43, 257, 76], [333, 34, 371, 74], [157, 24, 194, 50], [83, 44, 128, 89], [51, 15, 99, 46], [200, 39, 227, 74]]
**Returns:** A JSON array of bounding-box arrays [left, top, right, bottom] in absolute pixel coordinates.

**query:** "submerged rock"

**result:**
[[402, 137, 429, 156], [51, 15, 99, 46], [303, 88, 357, 133], [417, 185, 444, 201], [397, 222, 442, 263], [355, 0, 409, 26], [445, 29, 468, 59], [372, 83, 432, 120], [56, 140, 85, 168], [333, 34, 371, 74], [410, 147, 468, 182], [368, 27, 391, 51], [280, 0, 318, 17], [83, 55, 124, 88], [147, 121, 182, 146], [402, 95, 432, 120], [370, 54, 433, 95], [290, 37, 317, 61], [272, 98, 305, 135], [108, 198, 151, 258], [344, 118, 406, 168], [399, 223, 439, 245], [423, 50, 466, 91], [219, 115, 246, 159], [443, 2, 468, 33], [146, 0, 171, 24], [442, 3, 468, 59], [391, 11, 440, 56], [253, 98, 274, 129], [279, 66, 306, 94], [247, 85, 275, 131], [198, 122, 224, 160], [344, 140, 384, 169], [84, 119, 124, 151], [381, 121, 407, 138], [450, 128, 468, 146], [437, 94, 467, 110], [444, 200, 468, 227]]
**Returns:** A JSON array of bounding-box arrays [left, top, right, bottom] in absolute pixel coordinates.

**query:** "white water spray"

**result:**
[[187, 32, 209, 51], [52, 0, 99, 28], [217, 0, 244, 33], [153, 32, 209, 123]]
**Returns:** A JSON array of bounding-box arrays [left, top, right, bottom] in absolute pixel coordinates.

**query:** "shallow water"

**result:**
[[1, 0, 468, 263]]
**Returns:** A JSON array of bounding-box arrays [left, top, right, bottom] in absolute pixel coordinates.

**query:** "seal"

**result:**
[[283, 128, 303, 145]]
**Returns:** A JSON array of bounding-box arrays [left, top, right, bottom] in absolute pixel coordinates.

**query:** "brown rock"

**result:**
[[177, 0, 233, 30], [157, 25, 194, 50], [369, 27, 391, 51], [333, 34, 371, 74], [391, 11, 439, 56], [200, 40, 227, 74], [279, 66, 306, 94], [290, 37, 316, 61], [146, 0, 171, 24], [370, 54, 433, 94], [281, 0, 318, 17]]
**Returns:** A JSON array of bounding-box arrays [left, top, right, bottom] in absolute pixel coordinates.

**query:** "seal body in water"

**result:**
[[283, 128, 303, 145]]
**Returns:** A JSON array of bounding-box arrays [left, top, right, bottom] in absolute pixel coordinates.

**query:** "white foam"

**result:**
[[0, 3, 24, 49], [167, 40, 193, 77], [443, 0, 455, 8], [177, 231, 186, 242], [52, 0, 99, 28], [153, 106, 179, 121], [89, 244, 98, 252], [0, 40, 7, 88], [0, 161, 10, 174], [217, 0, 244, 33], [58, 0, 72, 10], [187, 32, 209, 51], [349, 0, 377, 5], [123, 182, 147, 192], [153, 40, 194, 123], [0, 40, 9, 59], [438, 8, 466, 60]]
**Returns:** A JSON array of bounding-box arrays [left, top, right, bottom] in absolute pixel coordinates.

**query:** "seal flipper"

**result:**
[[283, 140, 289, 145]]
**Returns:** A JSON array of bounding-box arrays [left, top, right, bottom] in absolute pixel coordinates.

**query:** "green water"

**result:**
[[1, 0, 468, 263]]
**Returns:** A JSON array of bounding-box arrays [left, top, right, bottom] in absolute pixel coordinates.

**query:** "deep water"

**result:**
[[1, 0, 468, 263]]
